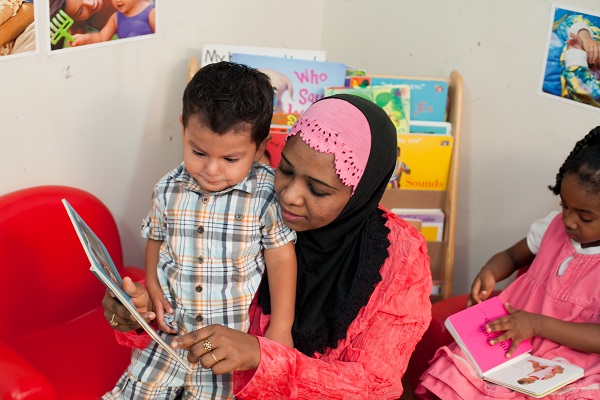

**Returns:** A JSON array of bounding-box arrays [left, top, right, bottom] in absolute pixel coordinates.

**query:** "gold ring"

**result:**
[[110, 313, 119, 327], [211, 353, 219, 363], [203, 339, 213, 352]]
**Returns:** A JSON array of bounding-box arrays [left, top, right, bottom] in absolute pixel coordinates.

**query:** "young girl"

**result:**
[[416, 126, 600, 399]]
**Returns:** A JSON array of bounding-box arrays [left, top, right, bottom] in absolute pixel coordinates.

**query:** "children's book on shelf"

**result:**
[[230, 53, 346, 114], [391, 208, 444, 241], [392, 132, 453, 191], [62, 199, 193, 374], [410, 120, 452, 135], [445, 297, 583, 398], [324, 85, 410, 133], [200, 44, 326, 67], [368, 75, 449, 122]]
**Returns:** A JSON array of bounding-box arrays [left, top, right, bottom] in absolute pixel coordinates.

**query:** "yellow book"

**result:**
[[389, 133, 453, 191]]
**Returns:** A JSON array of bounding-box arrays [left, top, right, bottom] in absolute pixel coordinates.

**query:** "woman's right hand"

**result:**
[[102, 276, 155, 332]]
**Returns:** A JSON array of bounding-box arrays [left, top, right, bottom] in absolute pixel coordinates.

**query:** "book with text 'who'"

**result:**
[[231, 53, 347, 115], [445, 297, 583, 398]]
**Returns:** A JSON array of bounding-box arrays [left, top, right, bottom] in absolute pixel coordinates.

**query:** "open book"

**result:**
[[62, 199, 193, 373], [445, 297, 583, 398]]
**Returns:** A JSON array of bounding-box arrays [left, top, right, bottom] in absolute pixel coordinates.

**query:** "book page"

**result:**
[[484, 356, 584, 398]]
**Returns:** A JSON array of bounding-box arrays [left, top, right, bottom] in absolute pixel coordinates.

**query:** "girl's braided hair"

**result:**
[[549, 126, 600, 196]]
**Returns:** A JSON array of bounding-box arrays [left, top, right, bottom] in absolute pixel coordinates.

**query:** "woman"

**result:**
[[103, 94, 432, 399]]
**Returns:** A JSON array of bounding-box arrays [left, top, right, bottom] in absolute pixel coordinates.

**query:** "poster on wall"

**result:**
[[0, 0, 39, 61], [46, 0, 156, 54], [540, 4, 600, 111]]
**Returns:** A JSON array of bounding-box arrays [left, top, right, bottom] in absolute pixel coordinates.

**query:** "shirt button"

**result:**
[[195, 314, 203, 322], [235, 214, 243, 221], [195, 285, 203, 293], [202, 197, 209, 204], [197, 256, 203, 263], [197, 226, 204, 234]]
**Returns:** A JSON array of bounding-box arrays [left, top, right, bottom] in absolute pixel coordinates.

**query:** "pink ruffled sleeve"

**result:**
[[235, 209, 432, 399]]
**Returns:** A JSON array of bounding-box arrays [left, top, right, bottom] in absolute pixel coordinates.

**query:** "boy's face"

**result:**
[[181, 116, 266, 193]]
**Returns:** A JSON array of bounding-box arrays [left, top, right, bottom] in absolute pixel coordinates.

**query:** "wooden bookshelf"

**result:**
[[380, 70, 463, 302], [188, 57, 463, 301]]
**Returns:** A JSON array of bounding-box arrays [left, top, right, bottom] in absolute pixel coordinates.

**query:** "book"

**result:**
[[230, 53, 347, 114], [369, 75, 449, 121], [200, 44, 326, 67], [62, 199, 193, 374], [392, 132, 453, 191], [324, 85, 411, 133], [445, 297, 583, 398], [410, 120, 452, 135], [391, 208, 444, 241]]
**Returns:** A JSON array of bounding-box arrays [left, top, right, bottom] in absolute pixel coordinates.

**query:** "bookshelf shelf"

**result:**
[[380, 70, 463, 302]]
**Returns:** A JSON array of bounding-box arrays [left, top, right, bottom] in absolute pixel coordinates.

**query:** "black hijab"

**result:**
[[260, 94, 397, 356]]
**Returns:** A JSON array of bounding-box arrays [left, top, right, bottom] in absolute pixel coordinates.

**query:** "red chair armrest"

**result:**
[[0, 339, 58, 400]]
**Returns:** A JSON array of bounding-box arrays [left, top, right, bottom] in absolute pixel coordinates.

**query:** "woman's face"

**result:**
[[275, 135, 353, 232], [65, 0, 103, 20]]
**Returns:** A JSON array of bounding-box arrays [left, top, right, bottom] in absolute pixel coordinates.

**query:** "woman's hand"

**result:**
[[485, 303, 541, 357], [171, 324, 261, 375], [102, 276, 155, 332]]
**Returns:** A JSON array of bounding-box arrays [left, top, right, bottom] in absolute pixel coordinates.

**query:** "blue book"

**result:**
[[231, 53, 347, 114], [369, 75, 449, 122]]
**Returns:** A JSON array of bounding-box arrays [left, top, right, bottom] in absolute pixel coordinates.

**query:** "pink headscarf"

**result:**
[[287, 98, 371, 195]]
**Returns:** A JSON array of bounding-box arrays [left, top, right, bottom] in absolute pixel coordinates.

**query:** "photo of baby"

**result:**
[[541, 4, 600, 110]]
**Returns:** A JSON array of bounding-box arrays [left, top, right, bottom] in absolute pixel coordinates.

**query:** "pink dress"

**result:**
[[234, 209, 432, 399], [417, 214, 600, 399]]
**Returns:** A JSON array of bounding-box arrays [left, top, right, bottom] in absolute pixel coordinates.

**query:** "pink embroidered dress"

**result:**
[[417, 213, 600, 399]]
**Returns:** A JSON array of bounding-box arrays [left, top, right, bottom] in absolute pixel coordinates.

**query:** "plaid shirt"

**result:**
[[104, 163, 295, 399], [142, 162, 295, 335]]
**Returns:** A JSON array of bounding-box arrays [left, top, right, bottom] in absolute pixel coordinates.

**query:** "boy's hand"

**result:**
[[577, 29, 600, 65], [147, 283, 177, 334], [467, 266, 497, 307], [485, 303, 539, 357]]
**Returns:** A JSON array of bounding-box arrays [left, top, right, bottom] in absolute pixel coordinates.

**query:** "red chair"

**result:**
[[0, 186, 145, 400]]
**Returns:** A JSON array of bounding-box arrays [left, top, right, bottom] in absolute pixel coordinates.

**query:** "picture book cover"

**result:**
[[324, 85, 411, 133], [230, 53, 347, 114], [390, 208, 444, 242], [393, 132, 453, 190], [369, 75, 449, 121], [445, 297, 533, 377], [62, 199, 193, 373]]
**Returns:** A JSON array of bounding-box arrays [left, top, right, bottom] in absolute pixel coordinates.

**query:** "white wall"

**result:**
[[3, 0, 600, 295], [1, 0, 324, 269], [322, 0, 600, 294]]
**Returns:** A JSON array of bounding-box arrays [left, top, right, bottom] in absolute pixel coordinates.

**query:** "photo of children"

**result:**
[[0, 0, 37, 59], [541, 5, 600, 110], [47, 0, 156, 52]]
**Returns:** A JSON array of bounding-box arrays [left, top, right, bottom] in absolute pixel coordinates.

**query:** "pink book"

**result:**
[[444, 296, 532, 376]]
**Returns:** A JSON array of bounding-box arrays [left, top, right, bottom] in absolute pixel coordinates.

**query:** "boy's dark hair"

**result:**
[[182, 61, 274, 146], [549, 126, 600, 196]]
